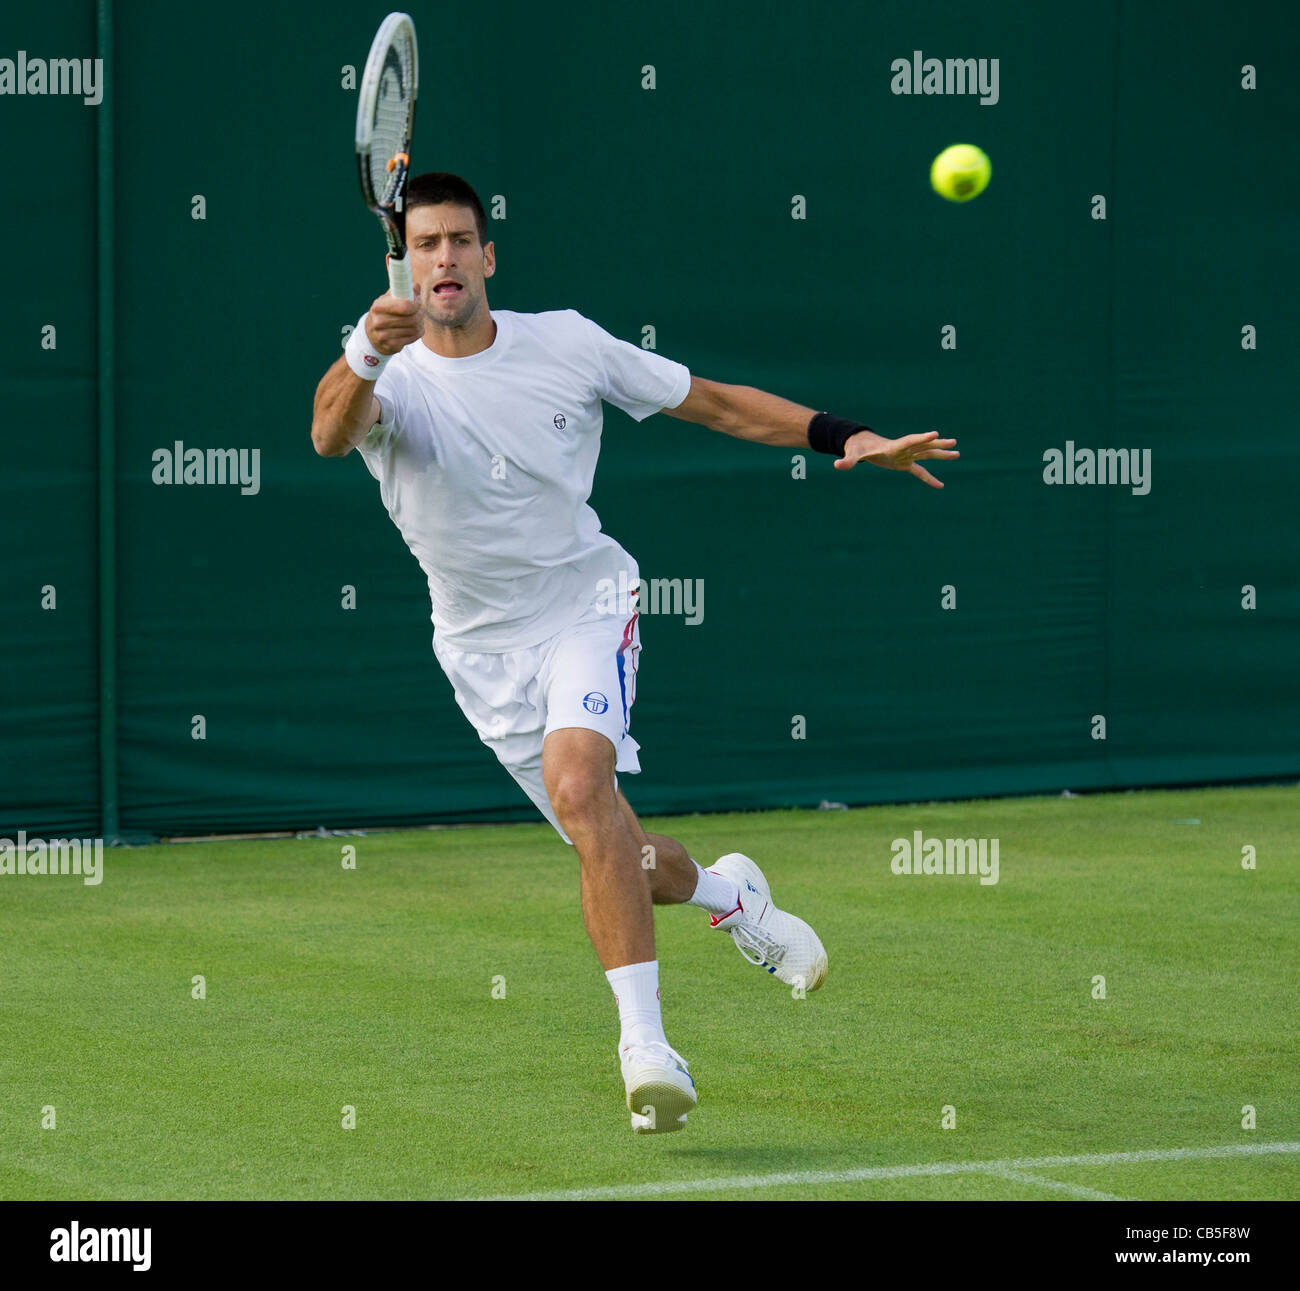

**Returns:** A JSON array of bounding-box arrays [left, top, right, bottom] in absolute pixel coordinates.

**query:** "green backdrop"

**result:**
[[3, 0, 1296, 841]]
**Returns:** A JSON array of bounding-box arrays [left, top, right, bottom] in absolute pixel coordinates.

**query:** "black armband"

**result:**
[[807, 411, 871, 456]]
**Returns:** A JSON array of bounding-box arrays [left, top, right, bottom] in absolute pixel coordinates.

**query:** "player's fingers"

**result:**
[[910, 464, 944, 488], [371, 308, 421, 335], [373, 293, 420, 317], [833, 453, 858, 470]]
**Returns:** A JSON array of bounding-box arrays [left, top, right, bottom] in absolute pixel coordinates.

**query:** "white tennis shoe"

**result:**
[[708, 853, 828, 992], [619, 1039, 697, 1134]]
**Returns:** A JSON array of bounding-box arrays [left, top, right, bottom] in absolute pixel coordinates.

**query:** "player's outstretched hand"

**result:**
[[834, 429, 959, 489], [365, 284, 424, 355]]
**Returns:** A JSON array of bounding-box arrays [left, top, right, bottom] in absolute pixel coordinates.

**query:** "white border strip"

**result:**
[[481, 1140, 1300, 1201], [982, 1166, 1124, 1200]]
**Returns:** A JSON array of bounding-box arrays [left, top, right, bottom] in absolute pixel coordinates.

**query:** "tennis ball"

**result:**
[[930, 143, 992, 202]]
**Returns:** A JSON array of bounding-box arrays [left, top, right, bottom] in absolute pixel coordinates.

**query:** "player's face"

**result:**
[[406, 203, 494, 324]]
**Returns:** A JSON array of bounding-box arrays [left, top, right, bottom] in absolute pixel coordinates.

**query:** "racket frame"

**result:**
[[355, 12, 419, 299]]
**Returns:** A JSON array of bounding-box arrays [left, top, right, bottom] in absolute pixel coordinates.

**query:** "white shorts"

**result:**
[[433, 602, 642, 844]]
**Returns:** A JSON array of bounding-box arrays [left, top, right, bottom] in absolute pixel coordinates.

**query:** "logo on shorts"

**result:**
[[582, 691, 609, 715]]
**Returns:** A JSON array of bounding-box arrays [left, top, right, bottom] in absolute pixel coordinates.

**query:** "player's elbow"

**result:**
[[311, 422, 348, 457]]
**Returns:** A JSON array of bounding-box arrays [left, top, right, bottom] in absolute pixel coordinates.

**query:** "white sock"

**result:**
[[686, 859, 741, 918], [606, 960, 667, 1051]]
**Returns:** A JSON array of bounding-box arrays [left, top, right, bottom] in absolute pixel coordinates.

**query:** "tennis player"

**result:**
[[311, 173, 958, 1134]]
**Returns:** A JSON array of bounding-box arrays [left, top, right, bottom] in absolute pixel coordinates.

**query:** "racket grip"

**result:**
[[387, 252, 414, 300]]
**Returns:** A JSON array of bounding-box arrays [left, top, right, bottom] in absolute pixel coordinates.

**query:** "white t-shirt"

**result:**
[[356, 308, 692, 651]]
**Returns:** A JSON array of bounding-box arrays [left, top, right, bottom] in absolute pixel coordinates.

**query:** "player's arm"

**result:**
[[311, 359, 383, 457], [663, 376, 811, 446], [310, 289, 424, 457], [662, 376, 959, 489]]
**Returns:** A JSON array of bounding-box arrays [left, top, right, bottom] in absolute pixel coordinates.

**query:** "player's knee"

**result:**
[[548, 771, 616, 833]]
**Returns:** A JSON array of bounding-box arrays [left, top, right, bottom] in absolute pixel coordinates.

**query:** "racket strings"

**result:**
[[365, 43, 416, 201]]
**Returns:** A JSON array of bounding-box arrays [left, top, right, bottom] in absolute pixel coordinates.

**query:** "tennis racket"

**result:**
[[355, 12, 419, 300]]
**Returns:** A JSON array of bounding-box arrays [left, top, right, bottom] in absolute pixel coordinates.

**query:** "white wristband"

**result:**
[[344, 314, 390, 380]]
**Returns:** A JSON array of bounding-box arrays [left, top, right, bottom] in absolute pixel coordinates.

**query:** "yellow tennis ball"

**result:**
[[930, 144, 992, 202]]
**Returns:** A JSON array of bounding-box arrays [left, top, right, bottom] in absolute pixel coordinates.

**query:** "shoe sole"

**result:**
[[793, 934, 829, 991], [778, 912, 828, 992], [627, 1077, 697, 1134], [750, 930, 829, 991]]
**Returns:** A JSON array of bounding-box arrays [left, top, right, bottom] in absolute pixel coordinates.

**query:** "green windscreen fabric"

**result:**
[[3, 0, 1296, 839], [0, 0, 101, 836]]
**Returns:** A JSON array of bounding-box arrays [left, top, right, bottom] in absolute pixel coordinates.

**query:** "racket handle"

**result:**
[[387, 252, 414, 300]]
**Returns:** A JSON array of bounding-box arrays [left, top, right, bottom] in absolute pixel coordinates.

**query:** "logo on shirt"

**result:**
[[582, 692, 609, 715], [553, 413, 567, 430]]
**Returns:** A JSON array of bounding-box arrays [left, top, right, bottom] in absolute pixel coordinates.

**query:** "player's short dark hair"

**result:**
[[406, 173, 490, 247]]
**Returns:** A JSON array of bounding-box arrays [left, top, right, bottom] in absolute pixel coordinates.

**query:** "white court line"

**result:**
[[480, 1140, 1300, 1201], [982, 1166, 1124, 1201]]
